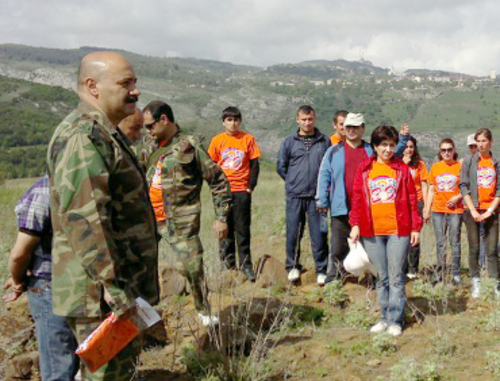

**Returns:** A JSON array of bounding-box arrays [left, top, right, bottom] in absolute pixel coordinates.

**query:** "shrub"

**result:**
[[412, 280, 455, 301], [486, 351, 500, 377], [389, 357, 445, 381], [345, 302, 375, 330]]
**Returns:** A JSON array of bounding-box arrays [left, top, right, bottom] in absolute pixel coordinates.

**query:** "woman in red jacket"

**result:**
[[350, 125, 423, 337]]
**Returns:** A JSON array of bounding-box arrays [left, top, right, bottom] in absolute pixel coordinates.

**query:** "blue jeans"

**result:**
[[362, 235, 409, 327], [28, 278, 79, 381], [431, 212, 462, 277], [285, 197, 328, 274]]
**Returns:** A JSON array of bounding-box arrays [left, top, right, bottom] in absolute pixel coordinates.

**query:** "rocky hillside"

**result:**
[[1, 44, 500, 177]]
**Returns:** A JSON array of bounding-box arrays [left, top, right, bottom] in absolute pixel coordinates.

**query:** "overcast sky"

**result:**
[[2, 0, 500, 76]]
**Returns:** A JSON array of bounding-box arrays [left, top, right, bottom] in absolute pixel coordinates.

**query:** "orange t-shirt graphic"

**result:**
[[208, 131, 261, 192], [368, 162, 398, 236], [428, 161, 463, 214], [409, 160, 428, 203], [330, 134, 342, 146], [477, 157, 496, 210], [149, 160, 166, 222]]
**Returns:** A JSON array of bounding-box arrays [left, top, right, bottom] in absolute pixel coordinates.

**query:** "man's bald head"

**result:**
[[118, 108, 144, 143], [77, 51, 140, 126]]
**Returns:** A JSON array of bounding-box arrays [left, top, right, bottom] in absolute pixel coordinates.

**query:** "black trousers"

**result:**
[[328, 215, 350, 279], [220, 191, 252, 269], [404, 201, 424, 274]]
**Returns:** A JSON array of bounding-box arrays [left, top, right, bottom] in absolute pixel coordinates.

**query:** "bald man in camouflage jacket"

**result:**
[[47, 52, 158, 380], [144, 100, 230, 326]]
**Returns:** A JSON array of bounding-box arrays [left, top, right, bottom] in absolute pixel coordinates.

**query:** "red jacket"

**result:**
[[349, 156, 423, 237]]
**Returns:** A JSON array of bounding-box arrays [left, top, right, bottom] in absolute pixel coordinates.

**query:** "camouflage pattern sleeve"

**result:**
[[51, 131, 135, 316], [195, 142, 231, 221]]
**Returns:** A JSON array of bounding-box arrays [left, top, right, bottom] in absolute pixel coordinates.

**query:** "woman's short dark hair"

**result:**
[[438, 138, 458, 161], [371, 125, 399, 154], [475, 127, 493, 141]]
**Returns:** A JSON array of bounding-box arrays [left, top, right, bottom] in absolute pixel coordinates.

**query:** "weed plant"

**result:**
[[486, 351, 500, 378], [371, 333, 398, 356], [388, 357, 448, 381], [430, 334, 457, 358], [478, 278, 500, 302], [411, 279, 456, 301], [478, 308, 500, 332], [304, 279, 348, 307], [344, 301, 376, 330]]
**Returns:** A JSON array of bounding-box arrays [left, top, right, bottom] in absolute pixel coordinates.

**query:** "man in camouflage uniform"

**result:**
[[143, 100, 230, 326], [46, 51, 159, 380]]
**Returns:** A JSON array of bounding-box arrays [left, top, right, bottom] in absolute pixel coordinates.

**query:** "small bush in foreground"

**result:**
[[372, 333, 398, 356], [430, 334, 457, 358], [389, 357, 448, 381], [412, 280, 455, 301], [478, 308, 500, 331], [345, 301, 375, 330], [486, 351, 500, 377]]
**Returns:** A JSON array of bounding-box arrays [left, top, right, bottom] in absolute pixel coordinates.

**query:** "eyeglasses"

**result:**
[[440, 148, 454, 153], [144, 122, 156, 130]]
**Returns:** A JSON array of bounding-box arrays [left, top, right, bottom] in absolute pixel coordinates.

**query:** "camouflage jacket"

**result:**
[[146, 131, 230, 234], [46, 102, 159, 318]]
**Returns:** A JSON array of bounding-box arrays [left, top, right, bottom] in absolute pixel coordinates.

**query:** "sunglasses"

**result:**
[[144, 122, 156, 130], [440, 148, 454, 153]]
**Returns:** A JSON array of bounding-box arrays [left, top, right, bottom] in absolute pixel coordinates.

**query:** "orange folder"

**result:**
[[76, 313, 140, 373], [75, 297, 161, 373]]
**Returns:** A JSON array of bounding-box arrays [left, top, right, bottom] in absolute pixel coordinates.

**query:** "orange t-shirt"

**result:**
[[208, 131, 261, 192], [477, 157, 497, 210], [428, 161, 463, 214], [409, 160, 428, 203], [149, 160, 166, 222], [368, 162, 398, 236], [330, 134, 342, 146]]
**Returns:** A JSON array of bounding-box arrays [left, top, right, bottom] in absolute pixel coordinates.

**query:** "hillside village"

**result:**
[[1, 44, 500, 178]]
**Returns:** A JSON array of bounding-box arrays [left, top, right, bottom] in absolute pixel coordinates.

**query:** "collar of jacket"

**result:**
[[472, 151, 500, 165], [359, 155, 404, 172], [293, 128, 325, 142], [76, 102, 117, 135]]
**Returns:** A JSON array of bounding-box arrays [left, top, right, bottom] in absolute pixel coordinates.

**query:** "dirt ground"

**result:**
[[2, 262, 500, 380]]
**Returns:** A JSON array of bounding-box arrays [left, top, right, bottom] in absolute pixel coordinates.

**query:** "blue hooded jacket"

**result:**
[[277, 128, 330, 198], [316, 135, 409, 216]]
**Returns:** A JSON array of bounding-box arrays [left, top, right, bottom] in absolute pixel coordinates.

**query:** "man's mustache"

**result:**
[[126, 95, 139, 103]]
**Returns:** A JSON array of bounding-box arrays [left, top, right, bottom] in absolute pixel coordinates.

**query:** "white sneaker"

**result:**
[[407, 273, 418, 279], [288, 268, 300, 282], [370, 321, 388, 333], [198, 312, 219, 327], [452, 275, 461, 285], [471, 277, 480, 299], [317, 273, 327, 286], [387, 324, 403, 337]]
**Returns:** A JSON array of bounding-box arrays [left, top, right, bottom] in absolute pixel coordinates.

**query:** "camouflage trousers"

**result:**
[[67, 317, 141, 381], [157, 222, 210, 313]]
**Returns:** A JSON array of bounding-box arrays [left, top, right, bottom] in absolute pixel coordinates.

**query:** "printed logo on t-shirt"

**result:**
[[221, 147, 245, 170], [436, 173, 457, 192], [369, 176, 397, 204], [478, 166, 495, 189], [151, 162, 162, 189]]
